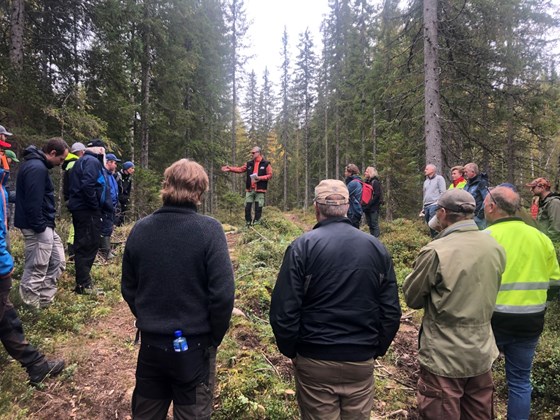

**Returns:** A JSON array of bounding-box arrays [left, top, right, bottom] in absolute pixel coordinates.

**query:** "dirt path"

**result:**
[[26, 300, 137, 419], [22, 229, 419, 419], [24, 232, 243, 419]]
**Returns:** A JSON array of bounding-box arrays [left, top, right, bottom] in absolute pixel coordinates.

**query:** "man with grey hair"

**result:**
[[221, 146, 272, 226], [484, 186, 560, 420], [464, 162, 489, 229], [404, 188, 506, 419], [422, 164, 446, 237], [270, 179, 401, 420]]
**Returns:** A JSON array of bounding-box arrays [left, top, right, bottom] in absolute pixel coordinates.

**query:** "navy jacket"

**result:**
[[465, 173, 489, 219], [15, 146, 56, 233], [67, 151, 112, 213]]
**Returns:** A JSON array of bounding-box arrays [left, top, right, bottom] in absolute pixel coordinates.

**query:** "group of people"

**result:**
[[0, 134, 558, 419], [423, 162, 560, 242], [417, 163, 560, 419], [123, 155, 560, 419], [344, 164, 384, 236], [0, 126, 136, 386], [63, 139, 135, 294], [422, 162, 489, 235]]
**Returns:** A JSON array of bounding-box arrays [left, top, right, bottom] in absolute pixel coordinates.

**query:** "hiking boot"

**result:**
[[75, 284, 93, 295], [28, 359, 65, 385]]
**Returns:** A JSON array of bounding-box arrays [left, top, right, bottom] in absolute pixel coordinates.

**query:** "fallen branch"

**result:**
[[375, 362, 416, 390], [260, 351, 282, 378], [249, 226, 273, 242]]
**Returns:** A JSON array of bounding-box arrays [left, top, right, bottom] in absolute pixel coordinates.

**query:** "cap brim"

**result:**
[[0, 140, 12, 148]]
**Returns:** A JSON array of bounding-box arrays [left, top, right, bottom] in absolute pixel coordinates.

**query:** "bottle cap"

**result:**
[[174, 330, 182, 337]]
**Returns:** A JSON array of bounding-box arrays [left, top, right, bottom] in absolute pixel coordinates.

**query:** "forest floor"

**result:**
[[20, 228, 422, 419]]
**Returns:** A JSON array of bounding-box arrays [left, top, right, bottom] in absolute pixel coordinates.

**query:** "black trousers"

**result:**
[[0, 278, 44, 369], [364, 210, 380, 237], [132, 341, 216, 420], [72, 209, 102, 290]]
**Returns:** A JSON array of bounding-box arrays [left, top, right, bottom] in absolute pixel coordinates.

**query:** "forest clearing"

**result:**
[[1, 209, 559, 419]]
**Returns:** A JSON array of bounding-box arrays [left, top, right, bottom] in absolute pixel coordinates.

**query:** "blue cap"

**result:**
[[123, 161, 135, 170], [106, 153, 121, 162]]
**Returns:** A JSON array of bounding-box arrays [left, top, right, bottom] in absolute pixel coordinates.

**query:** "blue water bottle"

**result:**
[[173, 330, 188, 352]]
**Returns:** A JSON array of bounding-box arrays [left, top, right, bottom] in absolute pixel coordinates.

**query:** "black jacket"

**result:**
[[245, 159, 270, 191], [270, 217, 401, 361], [14, 146, 56, 233], [116, 169, 132, 206], [363, 176, 383, 212], [121, 204, 235, 347]]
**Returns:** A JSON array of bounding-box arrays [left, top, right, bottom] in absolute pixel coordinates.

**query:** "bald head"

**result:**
[[484, 186, 520, 223]]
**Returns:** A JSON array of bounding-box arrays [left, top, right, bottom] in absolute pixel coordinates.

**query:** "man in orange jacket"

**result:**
[[222, 146, 272, 226]]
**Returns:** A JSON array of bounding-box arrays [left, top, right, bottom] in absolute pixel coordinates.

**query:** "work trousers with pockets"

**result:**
[[19, 227, 65, 308], [132, 340, 216, 420], [416, 367, 494, 419], [294, 355, 375, 420]]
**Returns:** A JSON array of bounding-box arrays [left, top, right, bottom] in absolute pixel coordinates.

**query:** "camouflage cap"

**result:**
[[526, 177, 551, 189]]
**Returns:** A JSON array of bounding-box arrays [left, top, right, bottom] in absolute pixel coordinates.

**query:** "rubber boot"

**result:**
[[67, 243, 75, 261], [244, 203, 253, 227], [254, 203, 263, 225], [99, 236, 115, 260]]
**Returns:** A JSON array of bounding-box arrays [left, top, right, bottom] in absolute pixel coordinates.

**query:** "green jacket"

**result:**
[[403, 219, 506, 378], [538, 193, 560, 242]]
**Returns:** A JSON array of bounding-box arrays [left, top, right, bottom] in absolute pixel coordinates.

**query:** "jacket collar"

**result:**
[[154, 203, 198, 214], [436, 219, 479, 239], [313, 216, 352, 229], [487, 216, 522, 226]]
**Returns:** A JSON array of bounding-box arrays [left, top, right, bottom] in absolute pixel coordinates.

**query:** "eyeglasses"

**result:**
[[486, 186, 496, 204], [530, 184, 544, 190], [250, 151, 259, 154]]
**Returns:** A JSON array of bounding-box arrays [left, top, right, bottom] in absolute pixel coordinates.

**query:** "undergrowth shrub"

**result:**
[[380, 218, 429, 285], [531, 302, 560, 406]]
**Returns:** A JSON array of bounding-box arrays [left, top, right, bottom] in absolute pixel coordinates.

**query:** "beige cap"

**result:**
[[314, 179, 349, 205], [437, 189, 475, 213]]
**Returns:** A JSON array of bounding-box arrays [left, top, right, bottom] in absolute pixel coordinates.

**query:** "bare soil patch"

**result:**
[[25, 300, 138, 419]]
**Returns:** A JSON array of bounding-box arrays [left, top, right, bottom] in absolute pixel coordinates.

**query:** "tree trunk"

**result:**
[[9, 0, 24, 72], [423, 0, 442, 170], [140, 3, 151, 169]]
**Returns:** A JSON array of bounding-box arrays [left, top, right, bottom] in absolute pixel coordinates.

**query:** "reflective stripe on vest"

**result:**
[[499, 282, 549, 291], [494, 303, 547, 314]]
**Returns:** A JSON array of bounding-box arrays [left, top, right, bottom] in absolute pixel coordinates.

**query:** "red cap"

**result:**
[[0, 139, 11, 148]]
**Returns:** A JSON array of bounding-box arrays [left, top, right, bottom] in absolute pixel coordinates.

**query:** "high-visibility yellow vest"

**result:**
[[448, 179, 467, 190], [485, 218, 560, 314]]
